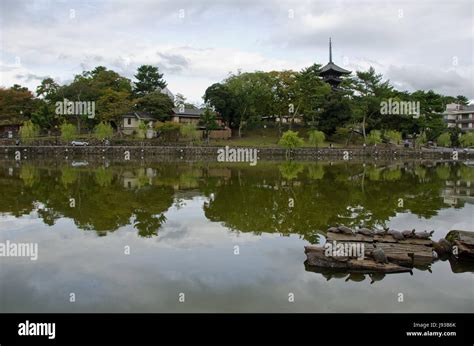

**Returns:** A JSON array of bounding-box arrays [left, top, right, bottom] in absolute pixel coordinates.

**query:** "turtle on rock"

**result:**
[[357, 227, 375, 237], [372, 244, 388, 264], [402, 229, 416, 238], [337, 225, 354, 235], [387, 229, 404, 241], [327, 227, 340, 233], [374, 228, 387, 236], [414, 230, 435, 239]]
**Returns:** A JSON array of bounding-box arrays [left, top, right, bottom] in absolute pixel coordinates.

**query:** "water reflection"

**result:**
[[0, 161, 473, 242], [0, 160, 473, 313]]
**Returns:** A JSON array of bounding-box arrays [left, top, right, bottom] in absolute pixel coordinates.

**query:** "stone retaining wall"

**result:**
[[1, 145, 472, 161]]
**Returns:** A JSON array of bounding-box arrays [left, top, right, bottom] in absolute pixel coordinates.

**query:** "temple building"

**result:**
[[319, 38, 351, 89]]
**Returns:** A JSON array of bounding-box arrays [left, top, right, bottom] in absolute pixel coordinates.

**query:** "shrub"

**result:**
[[308, 130, 326, 147], [279, 130, 304, 158], [135, 120, 147, 139], [94, 122, 114, 140], [279, 130, 304, 149], [415, 132, 427, 147], [180, 123, 200, 144], [60, 123, 76, 142], [437, 132, 451, 147], [366, 130, 382, 145], [332, 127, 351, 142], [459, 132, 474, 148], [155, 121, 181, 142], [19, 120, 39, 144], [384, 130, 402, 145]]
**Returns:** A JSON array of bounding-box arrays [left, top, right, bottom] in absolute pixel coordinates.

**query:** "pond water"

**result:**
[[0, 159, 472, 312]]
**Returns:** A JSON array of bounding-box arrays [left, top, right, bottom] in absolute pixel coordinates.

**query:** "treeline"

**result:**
[[204, 64, 470, 144], [0, 65, 182, 131], [0, 62, 472, 145]]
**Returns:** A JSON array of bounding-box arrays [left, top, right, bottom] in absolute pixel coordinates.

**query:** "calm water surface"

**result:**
[[0, 160, 472, 312]]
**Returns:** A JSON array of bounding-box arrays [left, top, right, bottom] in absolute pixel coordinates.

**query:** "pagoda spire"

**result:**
[[329, 37, 332, 63], [319, 38, 351, 89]]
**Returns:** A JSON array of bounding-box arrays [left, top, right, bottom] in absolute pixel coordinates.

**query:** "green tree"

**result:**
[[459, 132, 474, 147], [415, 132, 428, 148], [437, 132, 451, 147], [135, 120, 147, 140], [352, 67, 393, 141], [155, 122, 181, 142], [94, 122, 114, 140], [31, 100, 56, 129], [97, 89, 133, 126], [36, 78, 59, 102], [60, 123, 76, 142], [19, 120, 39, 143], [203, 83, 236, 128], [308, 130, 325, 147], [135, 91, 174, 120], [367, 130, 382, 145], [279, 130, 304, 158], [133, 65, 167, 97], [180, 123, 200, 144], [200, 108, 218, 142], [447, 127, 462, 147], [0, 86, 34, 126], [384, 130, 402, 145], [225, 71, 273, 137]]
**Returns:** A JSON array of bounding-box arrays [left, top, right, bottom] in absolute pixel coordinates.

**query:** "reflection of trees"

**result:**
[[205, 163, 453, 243], [279, 162, 304, 180], [0, 161, 470, 241], [95, 167, 113, 187], [20, 164, 38, 187], [0, 164, 175, 237]]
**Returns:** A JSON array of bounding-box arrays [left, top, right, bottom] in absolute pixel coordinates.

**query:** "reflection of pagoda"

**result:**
[[319, 38, 351, 89]]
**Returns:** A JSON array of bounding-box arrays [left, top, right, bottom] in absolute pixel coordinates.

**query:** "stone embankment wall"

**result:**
[[0, 145, 471, 161]]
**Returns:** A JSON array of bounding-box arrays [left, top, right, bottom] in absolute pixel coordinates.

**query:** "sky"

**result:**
[[0, 0, 473, 105]]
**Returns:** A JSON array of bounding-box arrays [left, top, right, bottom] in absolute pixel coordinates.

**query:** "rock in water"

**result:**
[[433, 238, 452, 256]]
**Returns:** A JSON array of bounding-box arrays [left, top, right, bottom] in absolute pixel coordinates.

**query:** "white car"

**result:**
[[71, 140, 89, 146]]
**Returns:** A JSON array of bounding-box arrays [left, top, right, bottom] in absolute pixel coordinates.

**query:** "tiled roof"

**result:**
[[172, 107, 204, 116]]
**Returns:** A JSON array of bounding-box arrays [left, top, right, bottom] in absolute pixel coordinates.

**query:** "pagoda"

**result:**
[[319, 38, 351, 89]]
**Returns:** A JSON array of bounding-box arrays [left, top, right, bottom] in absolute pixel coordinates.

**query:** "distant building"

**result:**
[[121, 108, 230, 139], [319, 38, 351, 89], [122, 111, 156, 135], [170, 107, 223, 127], [443, 103, 474, 132]]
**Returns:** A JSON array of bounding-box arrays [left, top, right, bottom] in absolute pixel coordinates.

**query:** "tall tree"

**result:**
[[352, 67, 393, 141], [133, 65, 167, 97], [204, 83, 236, 128], [0, 86, 34, 125]]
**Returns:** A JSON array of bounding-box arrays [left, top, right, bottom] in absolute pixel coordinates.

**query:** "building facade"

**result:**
[[443, 103, 474, 132]]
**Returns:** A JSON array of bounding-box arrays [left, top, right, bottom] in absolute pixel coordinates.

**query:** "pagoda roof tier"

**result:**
[[319, 62, 351, 75]]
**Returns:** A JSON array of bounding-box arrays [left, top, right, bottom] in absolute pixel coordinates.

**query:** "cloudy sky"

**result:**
[[0, 0, 472, 104]]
